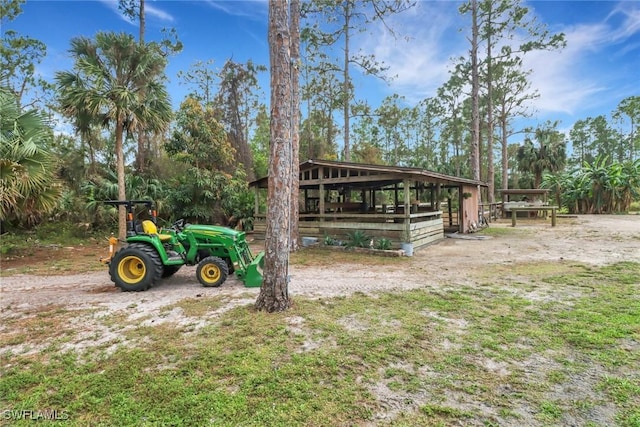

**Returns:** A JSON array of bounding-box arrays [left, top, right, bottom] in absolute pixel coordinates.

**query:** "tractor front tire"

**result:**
[[196, 256, 229, 287], [109, 244, 163, 292]]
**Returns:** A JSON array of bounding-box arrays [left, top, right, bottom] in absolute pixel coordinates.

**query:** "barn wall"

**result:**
[[460, 184, 480, 233], [254, 213, 444, 249]]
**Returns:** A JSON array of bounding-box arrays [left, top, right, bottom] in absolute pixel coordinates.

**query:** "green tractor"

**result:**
[[101, 200, 264, 292]]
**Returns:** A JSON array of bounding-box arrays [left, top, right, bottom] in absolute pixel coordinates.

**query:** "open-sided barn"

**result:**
[[249, 160, 487, 250]]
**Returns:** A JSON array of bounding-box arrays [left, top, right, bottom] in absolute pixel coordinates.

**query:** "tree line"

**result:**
[[2, 0, 639, 238]]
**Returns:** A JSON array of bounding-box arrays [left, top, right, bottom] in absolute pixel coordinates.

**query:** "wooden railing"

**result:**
[[253, 211, 444, 248], [255, 210, 443, 224], [479, 202, 502, 223]]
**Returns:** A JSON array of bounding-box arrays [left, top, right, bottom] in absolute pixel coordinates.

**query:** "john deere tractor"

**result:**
[[101, 200, 264, 292]]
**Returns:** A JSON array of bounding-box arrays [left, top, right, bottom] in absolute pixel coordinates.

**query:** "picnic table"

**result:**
[[508, 205, 559, 227]]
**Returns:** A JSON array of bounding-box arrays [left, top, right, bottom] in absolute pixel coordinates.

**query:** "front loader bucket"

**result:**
[[243, 251, 264, 288]]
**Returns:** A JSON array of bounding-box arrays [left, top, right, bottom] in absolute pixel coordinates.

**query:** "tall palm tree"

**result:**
[[0, 86, 60, 225], [541, 171, 565, 209], [56, 32, 172, 240], [516, 124, 566, 189]]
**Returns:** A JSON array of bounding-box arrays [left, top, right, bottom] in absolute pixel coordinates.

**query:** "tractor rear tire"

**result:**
[[162, 265, 182, 278], [196, 256, 229, 287], [109, 243, 163, 292]]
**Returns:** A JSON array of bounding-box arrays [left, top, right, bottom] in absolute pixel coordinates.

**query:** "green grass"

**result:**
[[1, 224, 108, 277], [0, 305, 94, 350], [290, 246, 407, 267], [160, 295, 231, 317], [1, 222, 107, 253], [477, 224, 532, 236], [1, 262, 638, 426]]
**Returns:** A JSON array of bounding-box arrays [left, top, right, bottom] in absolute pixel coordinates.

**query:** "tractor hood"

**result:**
[[183, 224, 245, 240]]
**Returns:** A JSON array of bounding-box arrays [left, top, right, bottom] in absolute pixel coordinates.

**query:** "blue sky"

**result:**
[[5, 0, 640, 141]]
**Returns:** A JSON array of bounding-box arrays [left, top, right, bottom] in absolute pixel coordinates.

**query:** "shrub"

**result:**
[[375, 238, 392, 250], [346, 230, 371, 248]]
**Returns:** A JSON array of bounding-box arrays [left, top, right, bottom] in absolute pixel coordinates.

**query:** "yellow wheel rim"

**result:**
[[118, 255, 146, 284], [201, 263, 221, 284]]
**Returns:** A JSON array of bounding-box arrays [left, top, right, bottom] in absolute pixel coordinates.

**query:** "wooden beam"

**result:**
[[299, 173, 405, 186], [254, 186, 260, 215], [319, 167, 325, 222]]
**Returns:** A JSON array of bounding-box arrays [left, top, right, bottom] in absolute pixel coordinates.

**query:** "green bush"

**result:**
[[375, 238, 392, 250], [346, 230, 371, 248], [323, 234, 344, 246], [0, 239, 16, 255]]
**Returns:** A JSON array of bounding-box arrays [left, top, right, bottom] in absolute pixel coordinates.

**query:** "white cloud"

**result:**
[[204, 0, 267, 21], [522, 23, 609, 116], [98, 0, 174, 24], [146, 4, 174, 22], [97, 0, 123, 19], [359, 2, 467, 104], [607, 1, 640, 42], [524, 0, 640, 117], [372, 32, 452, 100], [358, 0, 638, 120]]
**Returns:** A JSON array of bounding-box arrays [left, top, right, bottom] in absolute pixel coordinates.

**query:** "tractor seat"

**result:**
[[142, 220, 173, 243]]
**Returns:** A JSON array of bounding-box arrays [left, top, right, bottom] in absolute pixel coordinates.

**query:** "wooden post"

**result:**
[[254, 186, 260, 215], [403, 179, 411, 242], [552, 207, 556, 227], [319, 167, 325, 222], [430, 184, 435, 210], [303, 189, 307, 212], [511, 209, 517, 227], [459, 186, 464, 233], [394, 183, 399, 209]]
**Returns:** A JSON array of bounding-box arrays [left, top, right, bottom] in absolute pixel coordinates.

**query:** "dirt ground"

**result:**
[[1, 214, 639, 323], [1, 214, 639, 425]]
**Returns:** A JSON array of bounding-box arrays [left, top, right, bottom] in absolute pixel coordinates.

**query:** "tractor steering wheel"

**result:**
[[173, 218, 185, 231]]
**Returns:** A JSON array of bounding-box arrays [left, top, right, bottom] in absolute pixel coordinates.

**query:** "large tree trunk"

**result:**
[[139, 0, 145, 43], [290, 0, 300, 252], [501, 114, 509, 191], [470, 0, 480, 183], [136, 134, 146, 173], [116, 119, 127, 241], [534, 172, 542, 190], [342, 1, 351, 161], [136, 0, 147, 173], [256, 0, 292, 312], [486, 16, 495, 204]]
